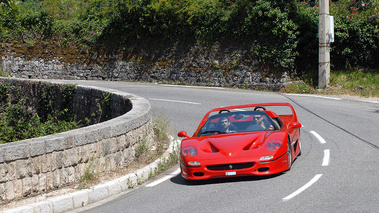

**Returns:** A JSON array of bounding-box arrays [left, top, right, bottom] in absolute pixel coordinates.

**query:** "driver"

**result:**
[[219, 117, 237, 133]]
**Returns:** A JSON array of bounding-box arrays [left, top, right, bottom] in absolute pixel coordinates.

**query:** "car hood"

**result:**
[[183, 132, 280, 158]]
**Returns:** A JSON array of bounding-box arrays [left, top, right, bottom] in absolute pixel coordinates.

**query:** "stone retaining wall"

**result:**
[[1, 55, 290, 91], [0, 78, 153, 204]]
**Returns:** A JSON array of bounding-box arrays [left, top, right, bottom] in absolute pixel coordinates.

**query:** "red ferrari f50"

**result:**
[[178, 103, 302, 180]]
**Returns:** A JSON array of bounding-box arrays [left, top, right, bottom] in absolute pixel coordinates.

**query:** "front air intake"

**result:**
[[207, 162, 255, 171]]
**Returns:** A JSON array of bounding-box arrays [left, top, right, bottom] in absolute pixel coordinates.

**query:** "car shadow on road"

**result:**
[[170, 172, 283, 186]]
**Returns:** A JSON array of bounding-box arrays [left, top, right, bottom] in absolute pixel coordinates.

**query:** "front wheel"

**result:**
[[287, 140, 292, 171], [298, 140, 302, 156]]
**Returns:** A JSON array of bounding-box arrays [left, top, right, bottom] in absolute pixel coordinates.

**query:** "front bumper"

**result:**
[[180, 152, 289, 180]]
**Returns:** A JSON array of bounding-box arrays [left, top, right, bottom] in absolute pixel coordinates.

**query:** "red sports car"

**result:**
[[178, 103, 302, 180]]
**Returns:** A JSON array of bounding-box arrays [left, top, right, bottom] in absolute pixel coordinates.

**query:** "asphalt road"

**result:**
[[56, 80, 379, 213]]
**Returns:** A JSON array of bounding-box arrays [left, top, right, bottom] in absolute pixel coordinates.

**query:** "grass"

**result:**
[[0, 67, 8, 77], [326, 70, 379, 98], [281, 69, 379, 98]]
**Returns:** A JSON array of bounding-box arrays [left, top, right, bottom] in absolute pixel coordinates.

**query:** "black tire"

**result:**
[[287, 139, 292, 171]]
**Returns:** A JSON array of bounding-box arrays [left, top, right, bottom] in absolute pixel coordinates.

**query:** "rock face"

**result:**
[[1, 43, 291, 91]]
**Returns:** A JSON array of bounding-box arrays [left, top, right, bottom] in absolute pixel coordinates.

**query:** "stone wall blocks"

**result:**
[[32, 156, 42, 174], [15, 159, 32, 179], [14, 179, 23, 200], [100, 139, 111, 157], [63, 149, 76, 168], [0, 183, 5, 204], [4, 142, 29, 161], [55, 152, 64, 170], [60, 167, 70, 186], [46, 171, 54, 191], [67, 167, 75, 184], [97, 126, 112, 140], [86, 128, 102, 143], [62, 134, 75, 150], [110, 154, 117, 171], [108, 120, 130, 136], [4, 163, 14, 182], [75, 163, 86, 182], [53, 169, 60, 189], [29, 139, 46, 157], [42, 154, 52, 173], [118, 135, 127, 150], [73, 130, 89, 147], [38, 173, 46, 193], [5, 181, 15, 201], [75, 146, 86, 164], [0, 163, 9, 183], [109, 137, 119, 154], [0, 147, 4, 163], [46, 137, 66, 153], [22, 176, 32, 197], [71, 148, 79, 166], [31, 175, 39, 194]]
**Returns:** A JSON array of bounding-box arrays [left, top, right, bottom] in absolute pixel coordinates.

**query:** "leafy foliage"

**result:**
[[1, 0, 378, 75], [0, 82, 82, 144]]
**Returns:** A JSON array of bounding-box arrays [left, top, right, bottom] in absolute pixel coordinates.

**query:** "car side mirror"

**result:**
[[288, 122, 302, 130], [178, 131, 189, 138]]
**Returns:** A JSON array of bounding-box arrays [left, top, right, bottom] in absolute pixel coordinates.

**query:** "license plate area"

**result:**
[[225, 171, 236, 176]]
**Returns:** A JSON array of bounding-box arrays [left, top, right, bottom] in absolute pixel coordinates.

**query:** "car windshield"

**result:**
[[198, 111, 276, 136]]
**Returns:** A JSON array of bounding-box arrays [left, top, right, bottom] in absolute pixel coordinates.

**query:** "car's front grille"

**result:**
[[207, 162, 255, 171]]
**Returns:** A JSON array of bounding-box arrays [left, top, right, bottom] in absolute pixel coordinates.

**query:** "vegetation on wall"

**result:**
[[0, 82, 82, 143], [1, 0, 377, 79]]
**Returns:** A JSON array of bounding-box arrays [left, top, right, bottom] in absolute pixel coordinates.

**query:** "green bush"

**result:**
[[0, 97, 82, 143], [330, 0, 379, 69], [0, 82, 82, 144], [243, 1, 298, 70], [283, 0, 378, 81], [0, 0, 378, 76], [287, 1, 319, 79], [99, 0, 298, 71]]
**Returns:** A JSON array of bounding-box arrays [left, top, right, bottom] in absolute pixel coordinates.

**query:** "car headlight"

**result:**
[[265, 139, 283, 151], [260, 155, 274, 161], [182, 146, 198, 157]]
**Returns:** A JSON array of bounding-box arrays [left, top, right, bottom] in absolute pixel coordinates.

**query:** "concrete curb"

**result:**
[[3, 137, 180, 213]]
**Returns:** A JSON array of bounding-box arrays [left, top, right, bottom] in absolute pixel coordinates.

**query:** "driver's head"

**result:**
[[220, 117, 230, 130]]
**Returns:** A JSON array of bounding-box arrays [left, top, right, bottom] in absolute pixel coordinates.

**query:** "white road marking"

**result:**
[[286, 93, 342, 100], [322, 149, 330, 166], [146, 168, 181, 187], [282, 174, 323, 201], [162, 84, 225, 90], [149, 98, 201, 105], [310, 131, 327, 144], [354, 99, 379, 104]]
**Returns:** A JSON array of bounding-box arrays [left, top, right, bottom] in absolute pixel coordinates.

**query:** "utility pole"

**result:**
[[318, 0, 330, 90]]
